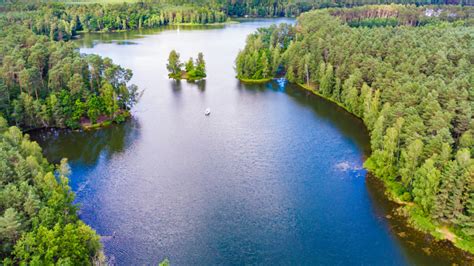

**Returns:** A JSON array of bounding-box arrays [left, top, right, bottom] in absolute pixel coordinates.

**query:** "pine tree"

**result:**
[[400, 139, 423, 191], [320, 62, 334, 97], [166, 50, 183, 80], [433, 160, 459, 223], [260, 51, 270, 79], [271, 45, 281, 75], [371, 114, 385, 151], [360, 83, 372, 123], [195, 52, 206, 78], [185, 57, 194, 73], [413, 158, 441, 215]]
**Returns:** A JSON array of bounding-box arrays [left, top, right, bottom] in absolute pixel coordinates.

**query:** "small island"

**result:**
[[167, 50, 206, 81]]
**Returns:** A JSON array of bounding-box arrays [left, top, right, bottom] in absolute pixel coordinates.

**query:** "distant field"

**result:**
[[0, 0, 141, 3], [56, 0, 140, 3]]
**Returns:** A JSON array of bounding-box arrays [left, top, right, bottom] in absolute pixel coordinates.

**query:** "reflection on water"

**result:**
[[238, 81, 371, 157], [76, 25, 226, 49], [31, 119, 140, 165], [30, 19, 473, 265], [170, 80, 183, 93], [366, 174, 474, 264]]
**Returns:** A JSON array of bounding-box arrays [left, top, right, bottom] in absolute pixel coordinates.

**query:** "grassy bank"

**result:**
[[238, 78, 273, 83], [81, 111, 131, 131]]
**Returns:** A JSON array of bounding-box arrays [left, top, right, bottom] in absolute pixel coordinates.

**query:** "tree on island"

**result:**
[[194, 52, 206, 79], [167, 51, 206, 81], [167, 50, 183, 80]]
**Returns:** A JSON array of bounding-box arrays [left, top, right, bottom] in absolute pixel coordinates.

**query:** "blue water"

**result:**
[[31, 19, 469, 265]]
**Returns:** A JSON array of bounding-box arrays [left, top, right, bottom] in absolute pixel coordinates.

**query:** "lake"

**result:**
[[31, 19, 472, 265]]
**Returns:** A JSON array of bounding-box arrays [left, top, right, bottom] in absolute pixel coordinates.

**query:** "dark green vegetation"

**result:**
[[3, 0, 472, 19], [236, 5, 474, 253], [215, 0, 472, 17], [1, 1, 227, 41], [0, 117, 102, 264], [1, 0, 473, 264], [167, 50, 207, 81], [0, 1, 470, 44], [0, 1, 144, 264], [0, 23, 140, 130]]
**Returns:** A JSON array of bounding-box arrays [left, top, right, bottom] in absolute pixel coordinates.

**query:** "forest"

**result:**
[[0, 1, 471, 44], [0, 117, 102, 264], [0, 22, 140, 130], [236, 4, 474, 253], [0, 1, 227, 41], [1, 0, 474, 264]]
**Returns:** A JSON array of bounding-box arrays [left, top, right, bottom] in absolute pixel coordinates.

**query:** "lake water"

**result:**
[[31, 19, 472, 265]]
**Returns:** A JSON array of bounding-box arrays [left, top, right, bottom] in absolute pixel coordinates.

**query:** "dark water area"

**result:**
[[31, 19, 472, 265]]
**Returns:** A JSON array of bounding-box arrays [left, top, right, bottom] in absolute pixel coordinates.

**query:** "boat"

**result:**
[[205, 108, 211, 116]]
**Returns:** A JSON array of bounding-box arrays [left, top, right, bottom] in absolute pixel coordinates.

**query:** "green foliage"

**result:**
[[412, 157, 440, 215], [236, 4, 474, 250], [167, 50, 206, 81], [1, 2, 228, 40], [407, 206, 442, 238], [0, 25, 139, 129], [167, 50, 183, 80], [236, 23, 295, 81], [0, 123, 102, 264], [160, 258, 170, 266]]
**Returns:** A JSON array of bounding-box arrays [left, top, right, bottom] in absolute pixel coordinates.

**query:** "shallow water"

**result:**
[[31, 19, 472, 265]]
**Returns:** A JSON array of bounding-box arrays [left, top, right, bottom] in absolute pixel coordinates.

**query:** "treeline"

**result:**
[[216, 0, 473, 17], [2, 1, 473, 24], [0, 1, 472, 40], [330, 4, 474, 26], [0, 22, 140, 129], [0, 2, 227, 41], [0, 117, 102, 264], [236, 5, 474, 252]]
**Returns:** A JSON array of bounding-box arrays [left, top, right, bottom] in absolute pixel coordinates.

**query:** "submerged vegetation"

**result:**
[[167, 50, 207, 81], [236, 4, 474, 253]]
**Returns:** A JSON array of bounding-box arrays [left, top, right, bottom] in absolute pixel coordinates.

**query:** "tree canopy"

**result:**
[[0, 22, 140, 130], [167, 50, 207, 81], [0, 117, 102, 264], [235, 4, 474, 253]]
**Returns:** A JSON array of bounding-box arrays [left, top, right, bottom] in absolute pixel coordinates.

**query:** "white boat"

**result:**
[[205, 108, 211, 116]]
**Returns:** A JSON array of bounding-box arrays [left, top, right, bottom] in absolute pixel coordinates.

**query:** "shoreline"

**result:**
[[238, 77, 273, 83], [75, 20, 239, 35], [293, 81, 474, 255], [23, 111, 131, 133]]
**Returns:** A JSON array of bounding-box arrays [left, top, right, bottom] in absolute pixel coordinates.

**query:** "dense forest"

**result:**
[[0, 1, 143, 263], [0, 117, 102, 264], [0, 2, 227, 41], [0, 1, 471, 43], [236, 5, 474, 253], [1, 0, 474, 263], [0, 20, 141, 130], [215, 0, 473, 17]]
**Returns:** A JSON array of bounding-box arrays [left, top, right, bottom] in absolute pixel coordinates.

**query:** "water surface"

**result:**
[[32, 19, 472, 265]]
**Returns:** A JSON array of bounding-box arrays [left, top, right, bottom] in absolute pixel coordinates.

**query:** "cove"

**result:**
[[31, 19, 471, 265]]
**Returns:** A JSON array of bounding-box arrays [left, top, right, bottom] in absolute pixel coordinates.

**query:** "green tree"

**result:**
[[413, 158, 441, 215], [167, 50, 183, 80]]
